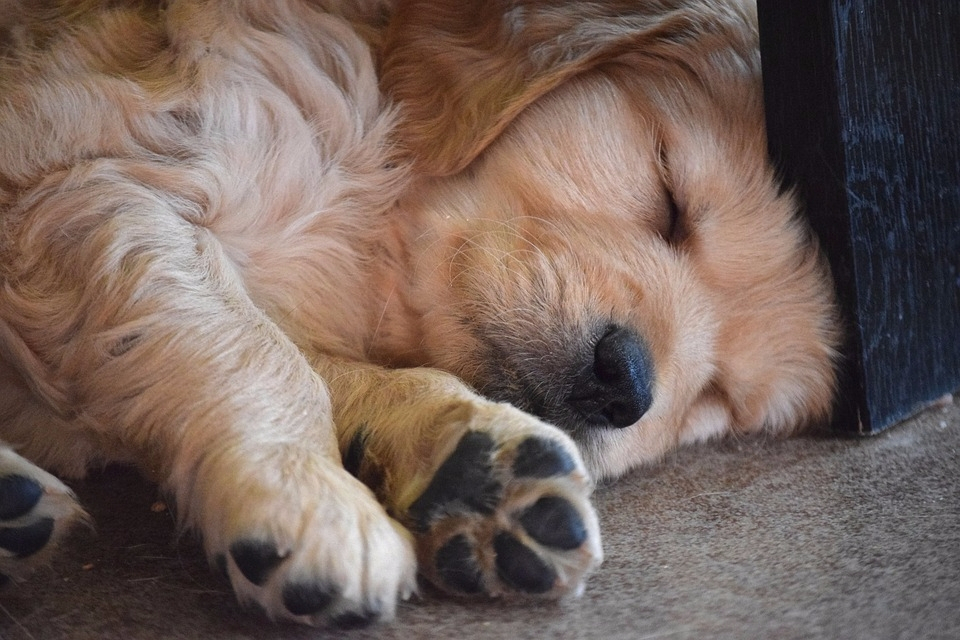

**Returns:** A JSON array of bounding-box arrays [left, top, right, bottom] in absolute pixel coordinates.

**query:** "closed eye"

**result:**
[[657, 138, 689, 247], [664, 188, 684, 246], [657, 142, 687, 247]]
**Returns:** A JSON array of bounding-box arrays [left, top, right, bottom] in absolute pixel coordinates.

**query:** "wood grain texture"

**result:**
[[757, 0, 960, 433]]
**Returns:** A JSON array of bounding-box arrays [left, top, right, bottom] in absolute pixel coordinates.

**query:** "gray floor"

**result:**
[[1, 397, 958, 640]]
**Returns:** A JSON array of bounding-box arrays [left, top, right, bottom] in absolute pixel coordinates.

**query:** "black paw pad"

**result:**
[[0, 517, 54, 558], [229, 539, 286, 586], [435, 534, 483, 594], [281, 580, 337, 616], [493, 532, 556, 594], [512, 438, 576, 479], [518, 496, 587, 550], [333, 609, 379, 629], [408, 432, 502, 531], [0, 475, 44, 520]]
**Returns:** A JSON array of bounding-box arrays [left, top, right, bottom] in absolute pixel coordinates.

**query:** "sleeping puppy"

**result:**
[[0, 0, 838, 628]]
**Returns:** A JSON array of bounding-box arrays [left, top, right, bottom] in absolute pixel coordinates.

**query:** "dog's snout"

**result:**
[[568, 326, 654, 428]]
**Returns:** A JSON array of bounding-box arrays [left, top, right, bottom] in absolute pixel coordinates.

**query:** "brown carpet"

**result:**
[[2, 398, 958, 640]]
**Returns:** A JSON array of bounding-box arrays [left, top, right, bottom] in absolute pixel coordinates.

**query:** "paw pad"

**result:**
[[411, 427, 600, 599], [518, 496, 586, 550], [0, 517, 54, 558], [0, 475, 44, 520], [332, 609, 379, 630], [493, 532, 556, 594], [512, 437, 576, 478], [435, 534, 483, 594], [408, 431, 502, 530], [229, 539, 286, 586], [281, 580, 337, 616]]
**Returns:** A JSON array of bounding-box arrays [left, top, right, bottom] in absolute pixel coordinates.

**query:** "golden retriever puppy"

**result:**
[[0, 0, 837, 628]]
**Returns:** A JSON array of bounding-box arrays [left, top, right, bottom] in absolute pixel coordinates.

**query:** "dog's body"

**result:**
[[0, 0, 838, 627]]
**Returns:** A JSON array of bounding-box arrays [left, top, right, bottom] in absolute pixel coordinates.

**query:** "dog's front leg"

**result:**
[[312, 357, 603, 600], [156, 329, 416, 627], [0, 188, 415, 625]]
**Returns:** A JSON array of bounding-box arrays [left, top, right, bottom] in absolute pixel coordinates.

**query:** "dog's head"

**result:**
[[378, 0, 839, 479]]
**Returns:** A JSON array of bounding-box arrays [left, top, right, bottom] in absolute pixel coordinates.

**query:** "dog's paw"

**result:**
[[191, 452, 417, 627], [403, 406, 602, 599], [0, 448, 88, 583]]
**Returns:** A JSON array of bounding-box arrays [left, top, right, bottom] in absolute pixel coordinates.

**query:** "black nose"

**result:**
[[567, 326, 654, 428]]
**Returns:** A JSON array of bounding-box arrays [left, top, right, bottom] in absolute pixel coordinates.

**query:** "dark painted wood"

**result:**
[[757, 0, 960, 434]]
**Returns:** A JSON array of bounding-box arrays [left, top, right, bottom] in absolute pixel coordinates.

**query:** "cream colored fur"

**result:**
[[0, 0, 836, 627]]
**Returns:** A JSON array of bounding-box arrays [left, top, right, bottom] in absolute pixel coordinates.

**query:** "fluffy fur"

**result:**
[[0, 0, 838, 626]]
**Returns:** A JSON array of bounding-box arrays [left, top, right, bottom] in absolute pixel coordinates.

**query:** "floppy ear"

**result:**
[[380, 0, 709, 176]]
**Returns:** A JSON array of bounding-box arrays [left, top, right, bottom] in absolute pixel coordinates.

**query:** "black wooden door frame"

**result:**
[[756, 0, 960, 434]]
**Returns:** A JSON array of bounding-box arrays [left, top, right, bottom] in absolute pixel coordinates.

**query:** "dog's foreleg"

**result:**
[[0, 177, 415, 625], [312, 356, 603, 600]]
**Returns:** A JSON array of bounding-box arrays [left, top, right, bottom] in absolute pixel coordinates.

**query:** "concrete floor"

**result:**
[[1, 396, 958, 640]]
